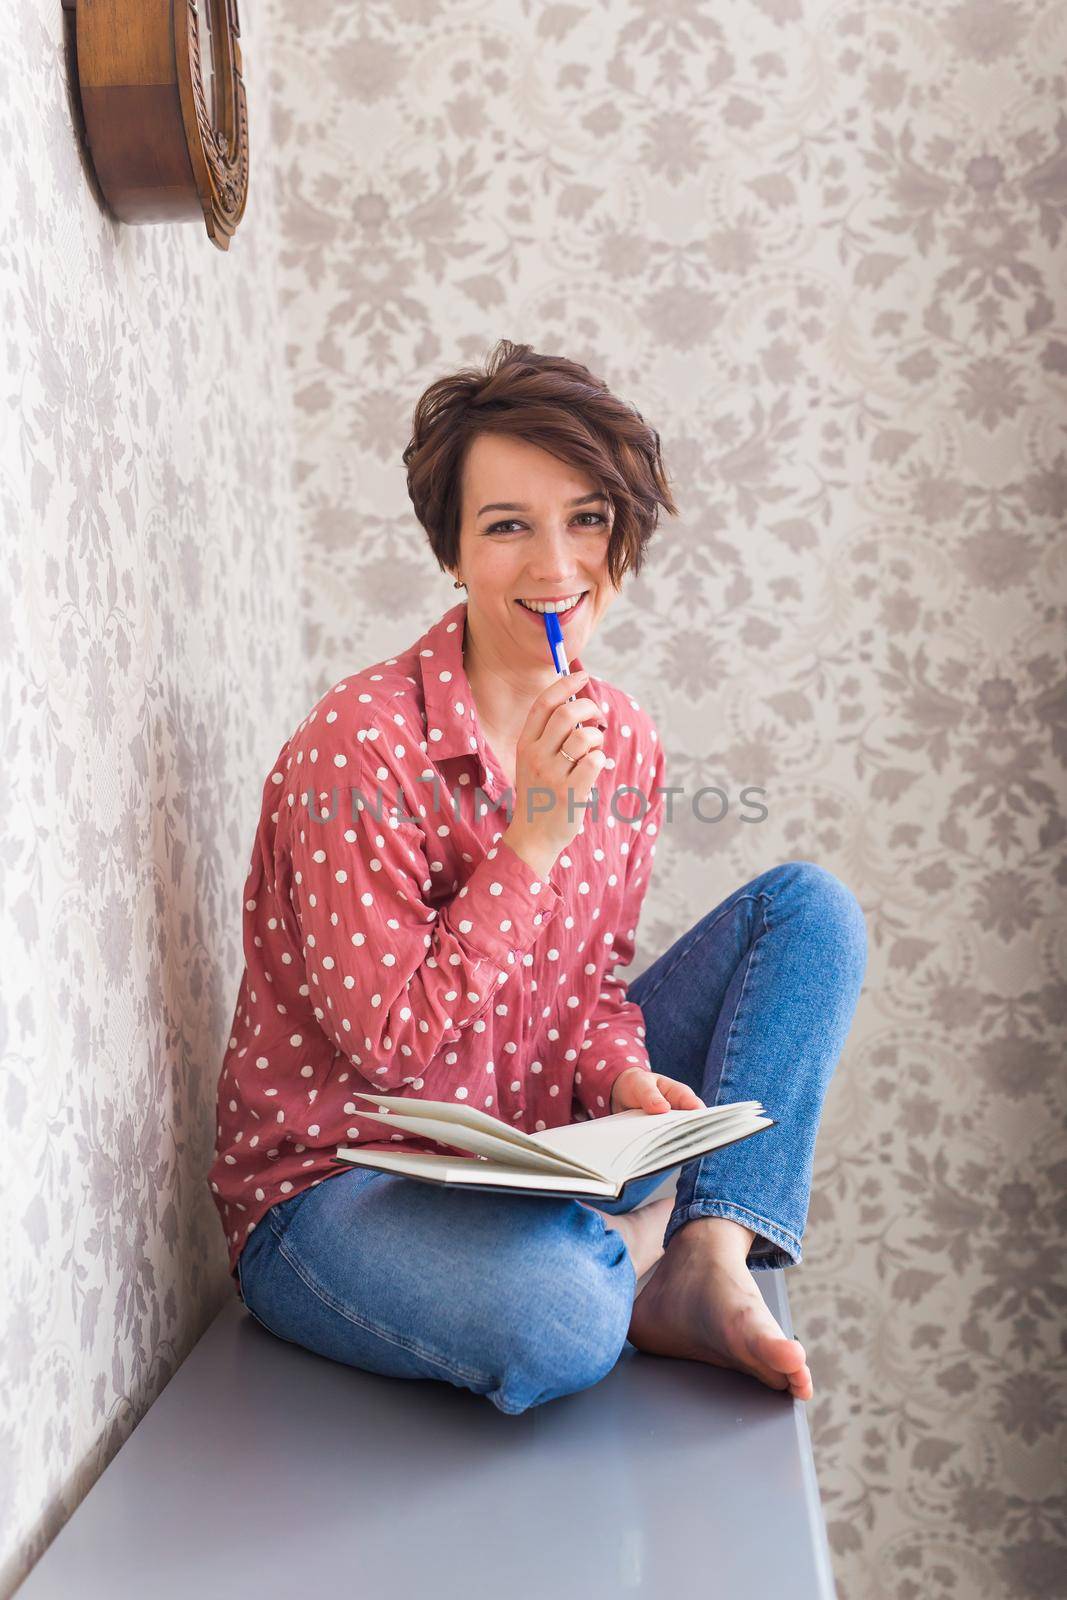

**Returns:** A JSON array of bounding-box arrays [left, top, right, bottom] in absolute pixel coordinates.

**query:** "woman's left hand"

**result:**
[[610, 1067, 705, 1115]]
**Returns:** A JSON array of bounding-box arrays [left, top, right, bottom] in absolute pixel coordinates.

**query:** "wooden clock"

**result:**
[[63, 0, 249, 251]]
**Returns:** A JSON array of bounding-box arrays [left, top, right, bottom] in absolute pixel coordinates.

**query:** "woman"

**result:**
[[208, 339, 867, 1417]]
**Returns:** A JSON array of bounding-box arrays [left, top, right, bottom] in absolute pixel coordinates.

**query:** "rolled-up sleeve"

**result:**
[[573, 734, 666, 1118], [286, 772, 565, 1098]]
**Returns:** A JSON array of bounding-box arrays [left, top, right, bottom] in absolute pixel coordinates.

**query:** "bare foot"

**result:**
[[578, 1196, 674, 1281], [627, 1225, 814, 1402]]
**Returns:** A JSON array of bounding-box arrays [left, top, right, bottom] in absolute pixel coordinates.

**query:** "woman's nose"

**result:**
[[528, 527, 584, 567]]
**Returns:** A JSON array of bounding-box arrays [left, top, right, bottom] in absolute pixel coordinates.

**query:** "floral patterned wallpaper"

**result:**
[[271, 3, 1066, 1597], [0, 3, 303, 1595], [3, 1, 1064, 1597]]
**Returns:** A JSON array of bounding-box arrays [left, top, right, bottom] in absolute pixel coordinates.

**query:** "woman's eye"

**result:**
[[486, 513, 607, 534]]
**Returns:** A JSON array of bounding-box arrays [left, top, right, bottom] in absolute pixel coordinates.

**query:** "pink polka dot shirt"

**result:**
[[208, 599, 666, 1286]]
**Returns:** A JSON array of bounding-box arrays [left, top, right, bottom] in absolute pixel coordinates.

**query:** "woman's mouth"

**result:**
[[514, 591, 589, 623]]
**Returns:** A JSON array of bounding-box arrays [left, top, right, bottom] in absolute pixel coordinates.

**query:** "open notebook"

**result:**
[[330, 1091, 776, 1199]]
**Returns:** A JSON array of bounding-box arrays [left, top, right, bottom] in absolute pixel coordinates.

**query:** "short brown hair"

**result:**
[[402, 339, 678, 588]]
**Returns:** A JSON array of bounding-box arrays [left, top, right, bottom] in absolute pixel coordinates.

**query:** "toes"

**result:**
[[786, 1362, 814, 1400], [790, 1365, 812, 1399], [739, 1343, 792, 1389], [748, 1323, 806, 1374], [747, 1330, 809, 1391], [777, 1337, 808, 1373]]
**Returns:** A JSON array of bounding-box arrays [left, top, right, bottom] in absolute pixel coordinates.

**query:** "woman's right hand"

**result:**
[[503, 667, 608, 875]]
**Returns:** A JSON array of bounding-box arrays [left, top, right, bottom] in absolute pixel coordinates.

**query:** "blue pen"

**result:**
[[542, 611, 587, 737], [542, 610, 574, 687]]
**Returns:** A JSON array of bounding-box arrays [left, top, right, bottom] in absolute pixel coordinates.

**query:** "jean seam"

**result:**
[[716, 890, 770, 1106], [664, 1201, 802, 1263], [271, 1230, 499, 1390], [265, 1183, 320, 1239], [238, 1245, 303, 1343], [666, 892, 800, 1254], [633, 892, 769, 1013]]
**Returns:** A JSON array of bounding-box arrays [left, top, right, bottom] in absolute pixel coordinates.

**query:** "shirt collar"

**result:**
[[414, 597, 591, 783], [415, 599, 480, 764]]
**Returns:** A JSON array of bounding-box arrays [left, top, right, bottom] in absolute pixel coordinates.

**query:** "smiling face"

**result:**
[[452, 432, 620, 667]]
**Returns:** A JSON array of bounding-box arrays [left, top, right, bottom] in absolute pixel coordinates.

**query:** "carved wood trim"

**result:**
[[65, 0, 250, 251]]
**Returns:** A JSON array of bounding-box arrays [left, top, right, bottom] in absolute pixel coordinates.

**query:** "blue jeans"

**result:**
[[236, 860, 867, 1415]]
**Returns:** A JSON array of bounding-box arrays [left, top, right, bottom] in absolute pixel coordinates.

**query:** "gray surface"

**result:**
[[19, 1270, 836, 1600]]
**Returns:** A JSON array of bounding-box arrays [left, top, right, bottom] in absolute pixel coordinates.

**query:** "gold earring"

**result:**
[[453, 579, 465, 589]]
